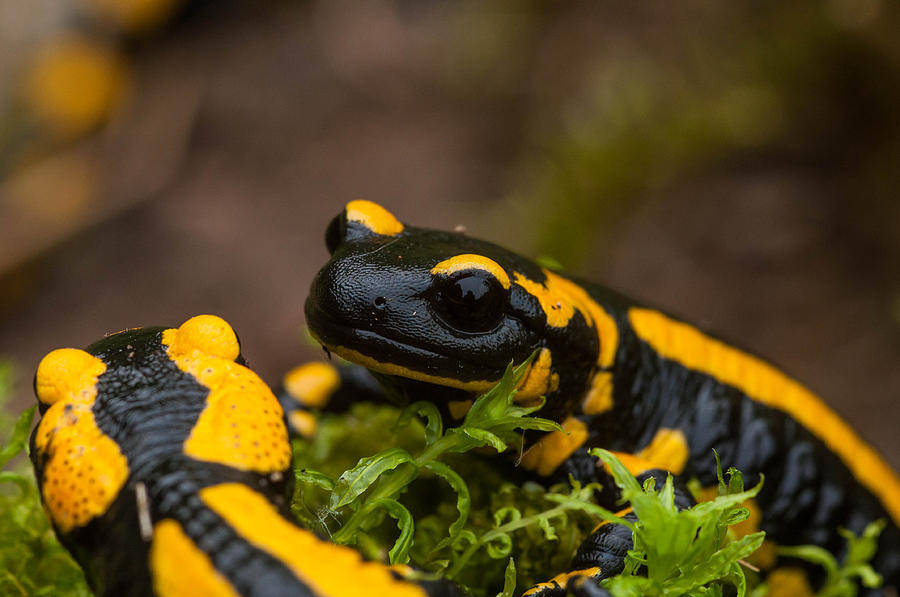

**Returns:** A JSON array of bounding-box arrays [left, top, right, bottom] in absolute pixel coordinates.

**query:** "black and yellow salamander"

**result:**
[[297, 200, 900, 596], [30, 314, 459, 597]]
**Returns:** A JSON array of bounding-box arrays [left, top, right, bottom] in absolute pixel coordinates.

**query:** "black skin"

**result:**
[[302, 205, 900, 595], [31, 327, 460, 597]]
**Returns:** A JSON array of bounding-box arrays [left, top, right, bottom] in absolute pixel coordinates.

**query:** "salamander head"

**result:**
[[305, 201, 602, 409]]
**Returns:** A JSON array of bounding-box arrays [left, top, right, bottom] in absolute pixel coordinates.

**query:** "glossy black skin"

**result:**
[[307, 217, 600, 423], [31, 328, 458, 597], [598, 309, 899, 575], [306, 208, 900, 594]]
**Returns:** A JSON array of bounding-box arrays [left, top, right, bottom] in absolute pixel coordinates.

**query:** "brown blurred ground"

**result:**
[[1, 1, 898, 468]]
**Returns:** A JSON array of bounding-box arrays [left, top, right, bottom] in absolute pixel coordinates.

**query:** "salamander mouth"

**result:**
[[306, 308, 502, 393]]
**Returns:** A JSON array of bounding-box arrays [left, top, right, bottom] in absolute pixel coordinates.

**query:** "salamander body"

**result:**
[[30, 314, 457, 597], [301, 200, 900, 595]]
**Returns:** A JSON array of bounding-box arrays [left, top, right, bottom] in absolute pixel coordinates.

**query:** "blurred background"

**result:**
[[0, 0, 898, 468]]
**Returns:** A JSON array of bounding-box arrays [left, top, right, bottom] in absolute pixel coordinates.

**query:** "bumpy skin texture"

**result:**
[[31, 316, 457, 597], [303, 201, 900, 595]]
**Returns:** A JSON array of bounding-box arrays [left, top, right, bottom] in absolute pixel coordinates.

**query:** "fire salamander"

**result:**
[[296, 200, 900, 596], [30, 314, 459, 597]]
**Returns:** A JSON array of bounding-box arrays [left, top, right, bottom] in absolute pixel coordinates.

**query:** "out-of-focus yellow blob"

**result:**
[[24, 35, 128, 138]]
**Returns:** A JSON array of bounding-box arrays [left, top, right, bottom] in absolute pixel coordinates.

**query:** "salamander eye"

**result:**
[[433, 271, 507, 333]]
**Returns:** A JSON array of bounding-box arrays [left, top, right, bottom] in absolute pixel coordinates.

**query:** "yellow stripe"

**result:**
[[513, 270, 619, 367], [628, 307, 900, 526], [581, 371, 614, 415], [150, 519, 241, 597], [430, 254, 511, 289], [590, 507, 633, 533], [200, 483, 428, 597], [520, 416, 589, 476], [607, 428, 689, 477], [516, 348, 560, 404], [522, 567, 601, 596], [311, 334, 497, 393]]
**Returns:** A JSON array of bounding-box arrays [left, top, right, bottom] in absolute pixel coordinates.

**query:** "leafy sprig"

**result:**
[[755, 521, 884, 597], [594, 449, 765, 597], [298, 357, 562, 565]]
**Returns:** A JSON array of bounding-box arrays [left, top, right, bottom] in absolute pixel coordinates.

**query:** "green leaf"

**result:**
[[458, 428, 507, 452], [668, 532, 765, 593], [496, 558, 517, 597], [777, 520, 885, 596], [485, 532, 513, 559], [330, 448, 415, 509], [294, 469, 335, 491], [461, 355, 535, 428], [590, 449, 644, 497], [728, 561, 748, 597], [537, 515, 558, 541], [0, 472, 33, 493], [422, 461, 470, 540], [365, 498, 415, 565], [396, 402, 443, 446], [0, 407, 36, 470], [777, 544, 838, 577]]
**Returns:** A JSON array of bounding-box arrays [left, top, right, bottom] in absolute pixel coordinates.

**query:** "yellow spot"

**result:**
[[513, 270, 619, 367], [605, 453, 658, 476], [345, 200, 404, 236], [25, 35, 128, 138], [310, 333, 497, 393], [81, 0, 182, 34], [35, 348, 107, 405], [163, 318, 291, 474], [150, 519, 240, 597], [516, 348, 559, 404], [639, 428, 689, 474], [765, 568, 814, 597], [520, 416, 589, 476], [166, 315, 240, 362], [608, 428, 689, 476], [289, 411, 318, 439], [282, 362, 340, 409], [522, 567, 601, 597], [200, 484, 428, 597], [33, 350, 128, 532], [447, 399, 473, 419], [430, 254, 511, 290], [629, 307, 900, 527], [582, 371, 614, 415]]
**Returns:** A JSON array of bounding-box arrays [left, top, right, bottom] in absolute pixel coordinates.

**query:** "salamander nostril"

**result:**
[[373, 296, 387, 308]]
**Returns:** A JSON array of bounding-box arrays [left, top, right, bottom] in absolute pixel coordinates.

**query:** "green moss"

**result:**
[[0, 362, 91, 597]]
